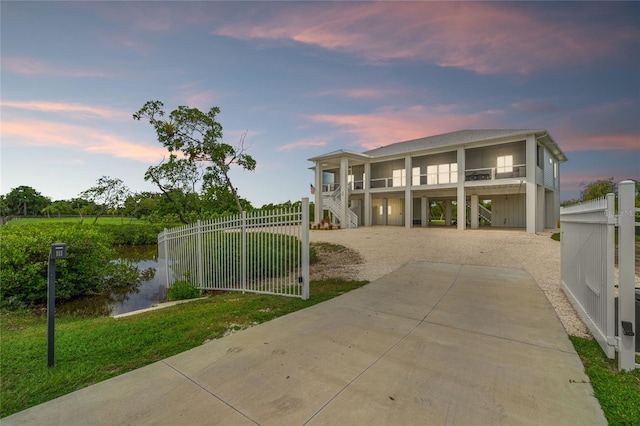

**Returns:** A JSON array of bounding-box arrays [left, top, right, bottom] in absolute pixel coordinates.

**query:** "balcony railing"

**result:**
[[322, 165, 526, 192], [322, 183, 340, 192], [370, 177, 393, 188], [465, 165, 526, 182]]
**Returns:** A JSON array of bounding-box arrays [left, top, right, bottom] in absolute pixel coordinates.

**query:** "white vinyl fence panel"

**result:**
[[158, 198, 310, 299], [561, 181, 638, 371], [560, 194, 616, 358]]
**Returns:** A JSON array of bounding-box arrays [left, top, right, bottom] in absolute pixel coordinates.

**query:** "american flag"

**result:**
[[310, 183, 316, 195]]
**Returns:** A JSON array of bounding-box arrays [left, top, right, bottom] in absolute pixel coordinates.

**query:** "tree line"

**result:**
[[0, 183, 255, 225], [1, 100, 261, 225]]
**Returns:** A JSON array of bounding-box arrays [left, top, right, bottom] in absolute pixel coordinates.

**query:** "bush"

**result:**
[[0, 224, 139, 307], [95, 223, 171, 245], [167, 280, 202, 301]]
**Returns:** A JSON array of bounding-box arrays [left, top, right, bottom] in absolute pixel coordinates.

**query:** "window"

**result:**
[[497, 155, 513, 173], [537, 145, 544, 168], [427, 165, 438, 185], [553, 162, 557, 179], [392, 169, 406, 187], [426, 163, 457, 184], [412, 167, 421, 185], [438, 164, 450, 184]]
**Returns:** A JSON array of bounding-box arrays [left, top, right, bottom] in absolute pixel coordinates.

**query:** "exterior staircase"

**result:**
[[323, 187, 358, 228], [467, 202, 492, 224]]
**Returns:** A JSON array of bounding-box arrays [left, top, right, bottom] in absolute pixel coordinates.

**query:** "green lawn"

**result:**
[[570, 336, 640, 424], [0, 278, 368, 418]]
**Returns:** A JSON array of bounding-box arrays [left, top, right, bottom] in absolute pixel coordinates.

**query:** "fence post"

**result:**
[[161, 229, 170, 287], [606, 193, 616, 350], [196, 220, 204, 288], [618, 180, 636, 371], [241, 211, 247, 294], [301, 198, 310, 300]]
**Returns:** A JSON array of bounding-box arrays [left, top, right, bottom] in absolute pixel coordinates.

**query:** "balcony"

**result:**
[[465, 165, 526, 182]]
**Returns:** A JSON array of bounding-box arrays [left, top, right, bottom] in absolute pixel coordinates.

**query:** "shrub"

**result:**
[[95, 223, 170, 245], [167, 280, 202, 301], [0, 224, 139, 307]]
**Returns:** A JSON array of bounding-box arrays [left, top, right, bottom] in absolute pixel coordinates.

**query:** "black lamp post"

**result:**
[[47, 243, 67, 368]]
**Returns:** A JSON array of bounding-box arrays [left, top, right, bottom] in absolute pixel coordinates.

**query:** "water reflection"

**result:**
[[58, 245, 166, 316]]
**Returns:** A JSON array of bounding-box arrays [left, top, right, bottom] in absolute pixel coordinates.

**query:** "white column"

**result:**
[[314, 163, 322, 224], [537, 185, 545, 232], [457, 147, 466, 230], [405, 155, 412, 228], [421, 196, 429, 227], [470, 194, 479, 229], [525, 135, 537, 233], [382, 199, 388, 226], [340, 157, 349, 228], [364, 163, 371, 226], [445, 200, 453, 226]]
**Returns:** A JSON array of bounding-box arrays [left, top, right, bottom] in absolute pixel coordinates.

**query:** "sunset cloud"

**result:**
[[306, 105, 503, 150], [173, 82, 223, 110], [215, 2, 639, 75], [551, 99, 639, 152], [277, 138, 327, 152], [556, 131, 639, 152], [2, 119, 167, 163], [2, 57, 110, 77], [1, 100, 129, 120], [314, 87, 407, 99]]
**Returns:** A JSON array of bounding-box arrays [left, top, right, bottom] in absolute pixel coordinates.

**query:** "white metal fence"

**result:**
[[560, 180, 638, 371], [158, 198, 310, 300]]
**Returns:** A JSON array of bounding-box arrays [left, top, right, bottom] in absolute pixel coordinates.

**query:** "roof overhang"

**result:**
[[535, 131, 567, 162], [308, 149, 370, 168]]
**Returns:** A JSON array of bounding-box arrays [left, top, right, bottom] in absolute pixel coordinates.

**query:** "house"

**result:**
[[309, 129, 566, 233]]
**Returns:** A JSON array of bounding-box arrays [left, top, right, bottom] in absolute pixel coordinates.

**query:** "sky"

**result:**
[[1, 1, 639, 207]]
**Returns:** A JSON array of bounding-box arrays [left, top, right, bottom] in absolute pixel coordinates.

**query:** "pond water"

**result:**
[[58, 245, 167, 316]]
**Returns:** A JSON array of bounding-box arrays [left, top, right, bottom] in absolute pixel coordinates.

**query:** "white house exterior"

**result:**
[[309, 129, 567, 233]]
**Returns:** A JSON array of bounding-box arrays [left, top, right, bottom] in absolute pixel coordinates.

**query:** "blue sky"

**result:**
[[1, 1, 638, 206]]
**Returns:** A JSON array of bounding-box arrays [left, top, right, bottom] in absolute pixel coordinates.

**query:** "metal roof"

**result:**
[[309, 129, 567, 163]]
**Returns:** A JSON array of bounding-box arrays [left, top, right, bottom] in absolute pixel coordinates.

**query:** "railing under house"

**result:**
[[560, 181, 638, 371], [158, 198, 310, 300]]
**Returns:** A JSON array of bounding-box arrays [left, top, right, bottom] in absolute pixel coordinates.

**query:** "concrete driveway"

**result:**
[[3, 262, 605, 425]]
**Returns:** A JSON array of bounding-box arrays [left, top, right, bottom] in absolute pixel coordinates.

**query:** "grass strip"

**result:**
[[570, 336, 640, 425], [0, 278, 367, 418]]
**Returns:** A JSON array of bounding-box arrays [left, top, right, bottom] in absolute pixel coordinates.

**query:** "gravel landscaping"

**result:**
[[310, 226, 592, 338]]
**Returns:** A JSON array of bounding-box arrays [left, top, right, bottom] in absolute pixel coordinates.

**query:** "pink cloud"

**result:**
[[215, 3, 638, 75], [1, 100, 129, 120], [560, 173, 618, 193], [314, 87, 407, 99], [2, 119, 167, 163], [2, 57, 110, 77], [172, 82, 225, 110], [306, 105, 503, 150], [554, 131, 639, 153], [551, 99, 639, 152], [277, 138, 327, 152]]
